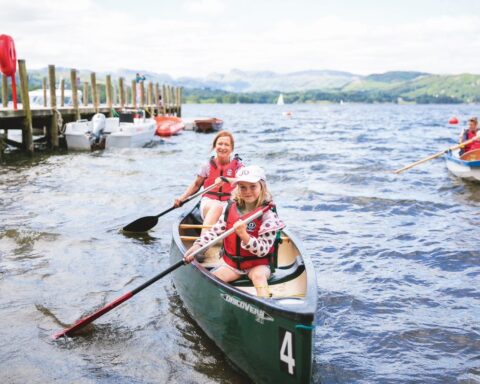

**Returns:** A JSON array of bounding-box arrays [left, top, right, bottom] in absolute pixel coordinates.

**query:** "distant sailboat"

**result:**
[[277, 93, 284, 105]]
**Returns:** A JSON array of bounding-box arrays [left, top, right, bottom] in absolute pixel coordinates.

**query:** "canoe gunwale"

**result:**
[[445, 151, 480, 167]]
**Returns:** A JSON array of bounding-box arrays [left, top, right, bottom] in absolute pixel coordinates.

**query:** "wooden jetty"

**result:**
[[0, 60, 182, 156]]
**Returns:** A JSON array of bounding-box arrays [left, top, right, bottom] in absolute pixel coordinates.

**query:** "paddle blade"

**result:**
[[122, 216, 159, 232]]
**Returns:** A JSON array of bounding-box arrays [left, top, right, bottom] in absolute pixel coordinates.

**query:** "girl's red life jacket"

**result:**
[[222, 201, 274, 270], [461, 129, 480, 154], [203, 154, 241, 201]]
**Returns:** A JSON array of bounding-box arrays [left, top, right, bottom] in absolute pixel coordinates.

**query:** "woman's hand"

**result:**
[[174, 197, 185, 208], [183, 244, 202, 264]]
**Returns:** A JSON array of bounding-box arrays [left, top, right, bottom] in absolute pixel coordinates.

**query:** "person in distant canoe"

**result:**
[[183, 166, 285, 298], [459, 117, 480, 155], [174, 130, 243, 227]]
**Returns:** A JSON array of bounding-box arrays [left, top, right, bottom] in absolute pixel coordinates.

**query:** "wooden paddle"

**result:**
[[122, 178, 228, 232], [52, 203, 273, 339], [394, 136, 477, 174]]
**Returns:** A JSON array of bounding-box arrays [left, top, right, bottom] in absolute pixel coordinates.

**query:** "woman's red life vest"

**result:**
[[462, 129, 480, 154], [222, 201, 274, 270], [203, 154, 241, 201]]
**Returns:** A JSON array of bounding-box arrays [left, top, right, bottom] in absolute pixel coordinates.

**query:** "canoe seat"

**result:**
[[231, 256, 305, 287]]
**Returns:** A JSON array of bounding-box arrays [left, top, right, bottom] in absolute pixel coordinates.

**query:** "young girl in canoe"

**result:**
[[174, 130, 243, 228], [183, 166, 285, 298]]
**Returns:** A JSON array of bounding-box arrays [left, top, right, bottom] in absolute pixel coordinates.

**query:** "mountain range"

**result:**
[[26, 67, 480, 104]]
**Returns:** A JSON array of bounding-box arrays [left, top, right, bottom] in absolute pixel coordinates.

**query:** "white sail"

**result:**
[[277, 94, 284, 105]]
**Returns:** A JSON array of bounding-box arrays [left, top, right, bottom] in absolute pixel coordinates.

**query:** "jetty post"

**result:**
[[106, 75, 113, 115], [42, 77, 47, 107], [48, 64, 59, 148], [91, 72, 98, 112], [18, 59, 33, 155], [140, 81, 145, 107], [70, 69, 80, 120], [119, 77, 125, 108], [60, 78, 65, 107], [2, 74, 7, 108]]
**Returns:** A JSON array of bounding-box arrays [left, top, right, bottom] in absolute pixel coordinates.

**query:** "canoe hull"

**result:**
[[155, 116, 184, 137], [445, 151, 480, 182], [194, 118, 223, 133], [170, 212, 316, 384]]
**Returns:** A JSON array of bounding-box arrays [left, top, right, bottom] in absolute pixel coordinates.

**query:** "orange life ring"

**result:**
[[0, 34, 17, 76]]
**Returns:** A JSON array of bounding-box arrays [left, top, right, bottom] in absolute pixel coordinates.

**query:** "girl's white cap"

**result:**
[[233, 165, 266, 184]]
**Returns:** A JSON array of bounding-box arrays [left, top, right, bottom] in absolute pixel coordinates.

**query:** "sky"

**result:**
[[1, 0, 480, 78]]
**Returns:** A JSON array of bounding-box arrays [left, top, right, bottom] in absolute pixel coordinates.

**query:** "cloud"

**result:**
[[183, 0, 226, 16], [1, 1, 479, 77]]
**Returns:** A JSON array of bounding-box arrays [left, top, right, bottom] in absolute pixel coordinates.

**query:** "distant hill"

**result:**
[[24, 67, 480, 104]]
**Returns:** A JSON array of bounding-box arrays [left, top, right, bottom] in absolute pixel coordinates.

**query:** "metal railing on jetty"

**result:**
[[0, 60, 182, 156]]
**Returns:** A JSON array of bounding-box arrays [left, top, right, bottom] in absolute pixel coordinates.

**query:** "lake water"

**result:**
[[0, 104, 479, 383]]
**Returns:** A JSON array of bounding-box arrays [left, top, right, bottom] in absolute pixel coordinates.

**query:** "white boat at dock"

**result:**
[[64, 111, 156, 151]]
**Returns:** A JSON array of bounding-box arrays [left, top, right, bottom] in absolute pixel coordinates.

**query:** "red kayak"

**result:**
[[155, 116, 185, 137]]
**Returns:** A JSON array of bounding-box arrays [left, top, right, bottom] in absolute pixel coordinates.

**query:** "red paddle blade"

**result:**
[[52, 292, 133, 339]]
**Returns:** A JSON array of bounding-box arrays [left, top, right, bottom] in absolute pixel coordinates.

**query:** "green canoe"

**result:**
[[169, 204, 317, 383]]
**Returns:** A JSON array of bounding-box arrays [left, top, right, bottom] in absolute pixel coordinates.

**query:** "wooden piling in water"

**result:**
[[60, 78, 65, 107], [162, 85, 167, 115], [147, 82, 153, 116], [48, 64, 58, 148], [18, 60, 33, 155], [82, 82, 87, 106], [70, 69, 80, 120], [106, 75, 112, 115], [2, 74, 7, 108], [113, 82, 118, 109], [140, 81, 145, 107], [170, 86, 174, 116], [119, 77, 125, 108], [42, 77, 47, 107], [131, 80, 136, 108], [91, 72, 98, 112], [154, 83, 159, 116]]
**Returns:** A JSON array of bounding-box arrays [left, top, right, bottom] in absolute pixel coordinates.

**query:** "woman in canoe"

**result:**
[[183, 166, 285, 298], [174, 131, 243, 227]]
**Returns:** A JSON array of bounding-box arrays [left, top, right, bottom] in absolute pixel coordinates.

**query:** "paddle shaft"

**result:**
[[394, 137, 477, 174], [180, 178, 226, 206], [156, 179, 225, 218], [122, 179, 228, 232], [53, 204, 272, 339]]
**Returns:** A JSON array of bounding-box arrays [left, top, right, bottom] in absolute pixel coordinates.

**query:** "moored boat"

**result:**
[[445, 149, 480, 182], [154, 116, 184, 137], [170, 204, 317, 384], [65, 111, 156, 150], [105, 118, 156, 148], [193, 117, 223, 133], [64, 114, 118, 151]]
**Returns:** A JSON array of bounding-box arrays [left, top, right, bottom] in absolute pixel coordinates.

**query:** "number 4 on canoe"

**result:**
[[122, 178, 228, 232], [394, 136, 477, 174]]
